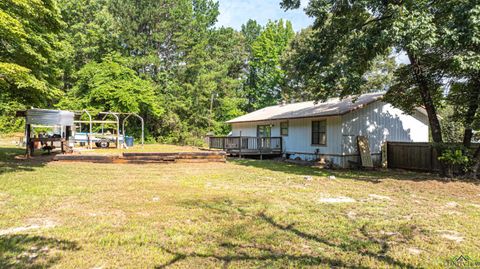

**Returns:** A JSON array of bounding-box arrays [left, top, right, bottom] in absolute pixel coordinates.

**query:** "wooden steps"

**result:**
[[54, 151, 227, 163]]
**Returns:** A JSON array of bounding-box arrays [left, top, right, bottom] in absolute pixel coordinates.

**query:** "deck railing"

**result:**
[[209, 136, 282, 154]]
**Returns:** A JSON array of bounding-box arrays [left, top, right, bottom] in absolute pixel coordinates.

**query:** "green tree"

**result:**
[[281, 0, 446, 144], [241, 19, 263, 53], [106, 0, 247, 143], [244, 20, 294, 111], [0, 0, 64, 106], [282, 0, 480, 176], [58, 54, 163, 120], [198, 27, 247, 135], [283, 27, 398, 101], [108, 0, 192, 81], [240, 20, 263, 112], [439, 1, 480, 177], [438, 103, 466, 143], [57, 0, 119, 90], [174, 14, 247, 140]]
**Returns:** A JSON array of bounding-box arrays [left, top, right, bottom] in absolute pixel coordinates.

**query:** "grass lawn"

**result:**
[[76, 143, 202, 155], [1, 144, 480, 268]]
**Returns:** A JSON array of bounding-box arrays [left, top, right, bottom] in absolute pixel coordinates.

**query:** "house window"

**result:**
[[280, 122, 288, 136], [257, 125, 271, 137], [312, 120, 327, 145]]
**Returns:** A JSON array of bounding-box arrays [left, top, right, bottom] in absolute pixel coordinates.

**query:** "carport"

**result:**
[[16, 108, 75, 157], [73, 110, 144, 149]]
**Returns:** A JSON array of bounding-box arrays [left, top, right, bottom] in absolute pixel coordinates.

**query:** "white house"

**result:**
[[225, 92, 429, 167]]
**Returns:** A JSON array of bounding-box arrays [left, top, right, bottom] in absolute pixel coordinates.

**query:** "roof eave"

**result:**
[[226, 97, 383, 124]]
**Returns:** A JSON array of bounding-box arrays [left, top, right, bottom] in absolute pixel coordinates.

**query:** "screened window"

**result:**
[[312, 120, 327, 145], [280, 122, 288, 136]]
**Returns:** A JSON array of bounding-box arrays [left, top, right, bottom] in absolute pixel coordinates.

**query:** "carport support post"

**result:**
[[104, 112, 121, 149], [85, 110, 92, 149], [122, 114, 130, 142], [25, 124, 31, 157], [116, 117, 120, 149], [122, 113, 145, 147]]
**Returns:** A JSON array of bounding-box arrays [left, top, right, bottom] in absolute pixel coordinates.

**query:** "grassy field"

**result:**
[[76, 143, 202, 155], [1, 143, 480, 268]]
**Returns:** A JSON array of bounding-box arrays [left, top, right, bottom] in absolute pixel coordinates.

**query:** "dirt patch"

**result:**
[[0, 192, 10, 205], [445, 211, 462, 216], [438, 230, 464, 243], [17, 245, 51, 263], [319, 197, 355, 203], [445, 202, 460, 208], [386, 179, 480, 201], [368, 194, 392, 201], [87, 210, 126, 224], [0, 219, 57, 236], [408, 247, 422, 255], [346, 211, 357, 220], [380, 231, 399, 236]]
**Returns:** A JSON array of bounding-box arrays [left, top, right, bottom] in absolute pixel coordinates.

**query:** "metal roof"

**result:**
[[226, 92, 386, 124], [26, 109, 74, 126]]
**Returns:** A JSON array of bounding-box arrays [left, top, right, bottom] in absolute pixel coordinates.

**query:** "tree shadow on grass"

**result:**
[[231, 158, 476, 184], [231, 159, 330, 177], [0, 147, 51, 175], [157, 198, 417, 268], [258, 213, 415, 269], [155, 244, 366, 269], [0, 234, 80, 268]]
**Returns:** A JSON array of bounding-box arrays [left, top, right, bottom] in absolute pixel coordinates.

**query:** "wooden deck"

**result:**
[[209, 136, 283, 158]]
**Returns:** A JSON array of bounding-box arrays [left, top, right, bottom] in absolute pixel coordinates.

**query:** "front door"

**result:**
[[257, 125, 271, 149]]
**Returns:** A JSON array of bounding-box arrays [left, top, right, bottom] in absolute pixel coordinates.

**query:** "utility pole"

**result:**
[[208, 92, 216, 130]]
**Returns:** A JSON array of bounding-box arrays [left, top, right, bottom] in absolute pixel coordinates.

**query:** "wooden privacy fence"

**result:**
[[386, 141, 479, 171]]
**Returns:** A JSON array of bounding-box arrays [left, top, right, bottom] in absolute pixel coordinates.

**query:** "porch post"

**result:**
[[239, 131, 242, 159], [260, 137, 263, 160], [280, 137, 283, 155]]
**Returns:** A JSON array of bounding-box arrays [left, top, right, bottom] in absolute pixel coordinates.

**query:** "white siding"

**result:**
[[284, 116, 342, 155], [341, 101, 429, 156], [231, 121, 282, 137], [231, 122, 258, 137]]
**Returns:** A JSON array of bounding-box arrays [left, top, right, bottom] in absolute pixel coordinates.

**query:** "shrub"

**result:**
[[438, 147, 470, 177]]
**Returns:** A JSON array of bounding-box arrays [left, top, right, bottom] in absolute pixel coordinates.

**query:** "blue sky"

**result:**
[[215, 0, 410, 64], [215, 0, 313, 32]]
